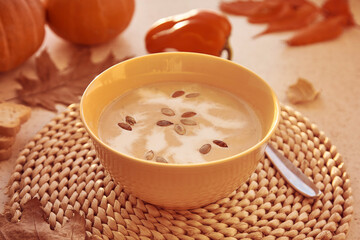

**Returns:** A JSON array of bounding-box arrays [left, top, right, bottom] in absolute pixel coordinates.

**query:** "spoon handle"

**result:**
[[265, 144, 322, 198]]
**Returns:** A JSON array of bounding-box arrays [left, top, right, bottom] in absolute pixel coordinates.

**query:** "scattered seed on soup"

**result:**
[[171, 90, 185, 98], [125, 116, 136, 125], [145, 150, 154, 160], [185, 93, 200, 98], [156, 156, 168, 163], [213, 140, 228, 148], [161, 107, 175, 116], [118, 122, 132, 131], [174, 124, 186, 135], [180, 119, 197, 126], [181, 111, 197, 118], [199, 144, 211, 154], [157, 120, 174, 126]]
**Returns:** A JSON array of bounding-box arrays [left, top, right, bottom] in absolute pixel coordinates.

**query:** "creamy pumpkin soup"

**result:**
[[98, 82, 262, 164]]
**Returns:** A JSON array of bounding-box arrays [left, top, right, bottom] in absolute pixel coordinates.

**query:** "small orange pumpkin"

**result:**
[[0, 0, 45, 72], [45, 0, 135, 45]]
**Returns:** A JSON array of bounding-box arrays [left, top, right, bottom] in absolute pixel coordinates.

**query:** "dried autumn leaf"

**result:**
[[322, 0, 355, 26], [220, 0, 304, 22], [16, 50, 66, 112], [286, 0, 355, 46], [16, 48, 131, 111], [219, 0, 262, 16], [286, 16, 347, 46], [255, 2, 319, 36], [0, 198, 87, 240], [220, 0, 355, 46], [286, 78, 319, 104], [247, 0, 286, 23]]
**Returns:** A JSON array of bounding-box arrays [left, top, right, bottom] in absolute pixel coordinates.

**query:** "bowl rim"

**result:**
[[80, 52, 280, 169]]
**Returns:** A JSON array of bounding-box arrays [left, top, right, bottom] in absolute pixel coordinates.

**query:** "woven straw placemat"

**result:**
[[7, 104, 353, 240]]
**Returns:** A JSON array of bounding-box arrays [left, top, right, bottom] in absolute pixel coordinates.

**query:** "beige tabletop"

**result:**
[[0, 0, 359, 238]]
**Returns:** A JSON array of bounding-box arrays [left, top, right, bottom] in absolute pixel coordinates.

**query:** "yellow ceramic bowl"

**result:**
[[80, 52, 280, 209]]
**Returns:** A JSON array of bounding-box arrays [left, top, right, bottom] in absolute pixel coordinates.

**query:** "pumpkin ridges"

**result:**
[[75, 0, 110, 44], [95, 0, 110, 42], [67, 1, 79, 43], [46, 0, 135, 45], [114, 0, 135, 34], [95, 0, 135, 38], [0, 0, 45, 72], [46, 0, 90, 44], [25, 0, 46, 50], [92, 0, 127, 43], [18, 0, 45, 69], [0, 7, 11, 70], [16, 0, 42, 66], [0, 0, 28, 71]]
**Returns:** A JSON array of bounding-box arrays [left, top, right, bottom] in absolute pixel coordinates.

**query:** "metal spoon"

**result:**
[[265, 144, 322, 198]]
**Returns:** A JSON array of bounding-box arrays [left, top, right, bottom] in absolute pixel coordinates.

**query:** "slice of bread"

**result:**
[[0, 102, 31, 137], [0, 135, 15, 149], [0, 147, 12, 161]]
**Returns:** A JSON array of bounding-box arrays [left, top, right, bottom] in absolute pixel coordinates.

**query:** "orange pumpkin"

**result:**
[[0, 0, 45, 72], [45, 0, 135, 45]]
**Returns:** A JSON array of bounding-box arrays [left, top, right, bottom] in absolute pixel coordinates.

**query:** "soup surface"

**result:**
[[98, 82, 262, 164]]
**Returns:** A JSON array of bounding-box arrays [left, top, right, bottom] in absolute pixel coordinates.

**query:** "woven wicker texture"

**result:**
[[7, 104, 353, 240]]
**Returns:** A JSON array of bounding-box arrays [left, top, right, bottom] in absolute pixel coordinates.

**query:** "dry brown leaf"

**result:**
[[247, 0, 289, 23], [16, 48, 131, 111], [286, 15, 347, 46], [286, 78, 319, 104], [0, 198, 88, 240], [255, 2, 319, 37], [220, 0, 355, 46], [286, 0, 355, 46], [322, 0, 355, 26], [219, 0, 262, 16]]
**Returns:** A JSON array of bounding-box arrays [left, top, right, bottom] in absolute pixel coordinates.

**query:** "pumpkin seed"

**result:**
[[199, 144, 211, 154], [118, 122, 132, 131], [181, 111, 197, 118], [185, 93, 200, 98], [171, 90, 185, 98], [156, 156, 168, 163], [213, 140, 228, 148], [125, 116, 136, 125], [174, 124, 186, 135], [180, 119, 197, 126], [161, 107, 175, 116], [145, 150, 154, 160], [156, 120, 173, 126]]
